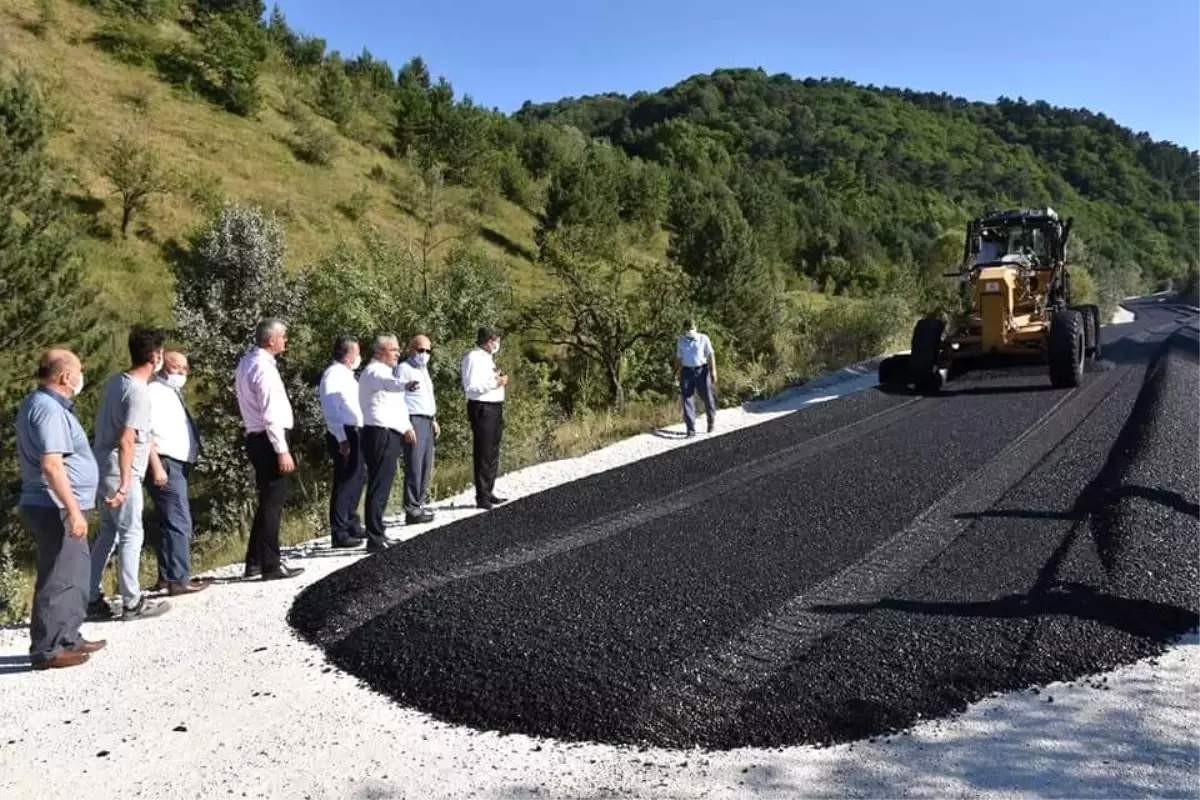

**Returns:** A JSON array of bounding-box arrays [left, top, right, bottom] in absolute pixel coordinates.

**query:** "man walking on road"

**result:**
[[145, 350, 209, 595], [235, 318, 304, 581], [319, 336, 366, 549], [88, 325, 171, 621], [461, 326, 508, 510], [359, 333, 416, 552], [395, 333, 439, 525], [16, 349, 106, 669], [673, 318, 718, 437]]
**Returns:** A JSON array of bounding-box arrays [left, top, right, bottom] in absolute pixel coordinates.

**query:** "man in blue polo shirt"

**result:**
[[15, 348, 105, 670], [673, 317, 718, 437]]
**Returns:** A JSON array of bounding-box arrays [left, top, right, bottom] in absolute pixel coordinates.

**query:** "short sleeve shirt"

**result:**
[[92, 372, 153, 483], [16, 387, 100, 511], [676, 332, 715, 367]]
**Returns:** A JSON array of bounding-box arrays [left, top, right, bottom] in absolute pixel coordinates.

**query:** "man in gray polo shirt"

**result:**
[[16, 348, 105, 669], [87, 326, 171, 621]]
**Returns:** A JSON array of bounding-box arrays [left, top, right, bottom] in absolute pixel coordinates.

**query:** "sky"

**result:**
[[273, 0, 1200, 150]]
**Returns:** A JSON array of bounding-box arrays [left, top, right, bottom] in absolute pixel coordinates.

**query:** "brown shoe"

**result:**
[[151, 579, 169, 592], [168, 579, 210, 596], [32, 650, 90, 670], [70, 638, 107, 654]]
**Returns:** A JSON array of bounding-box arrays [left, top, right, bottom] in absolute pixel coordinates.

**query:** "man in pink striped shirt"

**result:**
[[234, 318, 304, 581]]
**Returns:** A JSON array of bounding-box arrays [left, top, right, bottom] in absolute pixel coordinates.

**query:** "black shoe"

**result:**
[[244, 565, 261, 579], [405, 511, 434, 525], [366, 539, 392, 553], [476, 500, 493, 510], [261, 565, 305, 581], [331, 536, 364, 549], [86, 599, 116, 621], [488, 496, 508, 505]]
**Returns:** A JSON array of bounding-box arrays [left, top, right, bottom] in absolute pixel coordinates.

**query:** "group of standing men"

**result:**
[[13, 319, 512, 670], [316, 324, 511, 554]]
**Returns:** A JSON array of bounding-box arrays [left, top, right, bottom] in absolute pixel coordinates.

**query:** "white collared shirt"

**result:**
[[676, 332, 715, 368], [319, 361, 364, 442], [359, 359, 413, 434], [235, 347, 294, 454], [147, 377, 200, 463], [394, 358, 437, 417], [461, 347, 505, 403]]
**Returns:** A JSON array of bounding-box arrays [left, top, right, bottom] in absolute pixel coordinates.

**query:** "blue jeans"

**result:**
[[89, 477, 145, 609], [680, 365, 717, 433], [146, 457, 194, 584]]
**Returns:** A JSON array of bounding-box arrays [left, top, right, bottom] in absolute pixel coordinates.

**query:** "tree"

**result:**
[[523, 227, 687, 409], [403, 163, 477, 298], [314, 55, 355, 126], [96, 132, 179, 237], [195, 10, 267, 115], [0, 69, 106, 561], [171, 203, 314, 535]]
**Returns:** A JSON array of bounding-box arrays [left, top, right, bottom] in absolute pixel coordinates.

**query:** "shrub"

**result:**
[[289, 115, 338, 166]]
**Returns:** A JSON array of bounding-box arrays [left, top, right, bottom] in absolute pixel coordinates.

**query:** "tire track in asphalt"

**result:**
[[642, 358, 1140, 744]]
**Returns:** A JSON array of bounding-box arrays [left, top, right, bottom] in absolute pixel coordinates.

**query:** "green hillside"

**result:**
[[1, 0, 1196, 616]]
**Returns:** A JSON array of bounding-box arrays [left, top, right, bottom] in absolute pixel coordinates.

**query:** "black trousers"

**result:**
[[245, 431, 289, 575], [325, 426, 366, 543], [361, 424, 402, 546], [467, 400, 504, 503]]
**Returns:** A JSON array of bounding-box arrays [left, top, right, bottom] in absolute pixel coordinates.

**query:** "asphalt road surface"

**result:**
[[290, 296, 1199, 751]]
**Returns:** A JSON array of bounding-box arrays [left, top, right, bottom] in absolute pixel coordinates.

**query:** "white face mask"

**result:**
[[350, 354, 362, 371], [491, 341, 501, 355], [153, 356, 164, 373], [166, 373, 187, 390], [415, 352, 430, 367], [686, 328, 698, 339], [70, 372, 84, 397]]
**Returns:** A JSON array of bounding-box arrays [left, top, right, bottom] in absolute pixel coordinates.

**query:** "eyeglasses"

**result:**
[[416, 347, 431, 354]]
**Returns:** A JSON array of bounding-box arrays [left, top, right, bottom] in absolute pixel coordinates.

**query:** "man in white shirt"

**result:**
[[673, 317, 718, 437], [394, 333, 439, 525], [359, 333, 416, 553], [234, 318, 304, 581], [319, 336, 366, 549], [461, 326, 509, 510], [144, 351, 209, 596]]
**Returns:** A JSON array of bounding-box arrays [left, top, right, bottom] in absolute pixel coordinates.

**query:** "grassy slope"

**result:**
[[1, 0, 546, 333]]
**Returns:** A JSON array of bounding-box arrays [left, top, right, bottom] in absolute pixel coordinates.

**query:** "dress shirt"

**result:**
[[394, 358, 437, 417], [235, 347, 294, 454], [461, 347, 505, 403], [358, 359, 413, 434], [676, 332, 715, 368], [319, 361, 364, 442], [147, 377, 201, 463]]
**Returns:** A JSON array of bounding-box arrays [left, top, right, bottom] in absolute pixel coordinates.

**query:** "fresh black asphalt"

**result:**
[[290, 296, 1200, 751]]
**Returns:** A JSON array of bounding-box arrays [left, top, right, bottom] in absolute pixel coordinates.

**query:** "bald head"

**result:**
[[163, 351, 188, 373], [37, 348, 84, 399]]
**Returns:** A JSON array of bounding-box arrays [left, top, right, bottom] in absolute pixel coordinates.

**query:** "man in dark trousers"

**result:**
[[673, 317, 718, 437], [395, 333, 438, 525], [15, 348, 105, 669], [319, 336, 366, 548], [145, 350, 210, 595], [461, 326, 509, 510], [234, 318, 304, 581], [358, 333, 416, 553]]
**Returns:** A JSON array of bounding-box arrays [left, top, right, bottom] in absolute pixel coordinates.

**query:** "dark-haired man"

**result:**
[[16, 348, 105, 669], [319, 336, 366, 548], [461, 326, 508, 510], [88, 325, 171, 621]]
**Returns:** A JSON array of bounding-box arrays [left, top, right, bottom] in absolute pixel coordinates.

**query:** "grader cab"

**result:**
[[879, 207, 1101, 393]]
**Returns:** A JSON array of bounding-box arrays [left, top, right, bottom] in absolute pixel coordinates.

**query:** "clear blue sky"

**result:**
[[273, 0, 1199, 150]]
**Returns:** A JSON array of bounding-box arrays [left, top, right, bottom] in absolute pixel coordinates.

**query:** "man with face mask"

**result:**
[[16, 348, 104, 669], [394, 333, 439, 525], [145, 351, 208, 595], [673, 317, 718, 437], [88, 325, 172, 621], [319, 336, 366, 549]]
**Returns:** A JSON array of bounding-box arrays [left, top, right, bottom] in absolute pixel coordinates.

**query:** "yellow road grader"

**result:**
[[879, 207, 1101, 393]]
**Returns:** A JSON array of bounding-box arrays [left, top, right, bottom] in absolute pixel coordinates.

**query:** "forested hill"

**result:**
[[517, 68, 1199, 294]]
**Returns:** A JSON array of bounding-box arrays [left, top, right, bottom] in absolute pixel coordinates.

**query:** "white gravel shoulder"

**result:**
[[4, 323, 1196, 800]]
